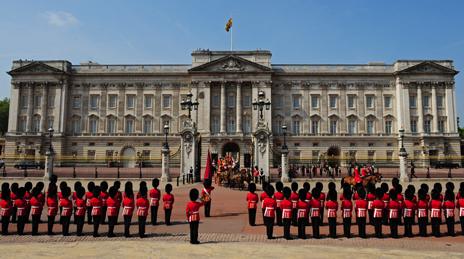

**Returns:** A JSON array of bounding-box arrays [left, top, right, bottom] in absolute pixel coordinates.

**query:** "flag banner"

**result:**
[[225, 18, 233, 32], [203, 149, 213, 180]]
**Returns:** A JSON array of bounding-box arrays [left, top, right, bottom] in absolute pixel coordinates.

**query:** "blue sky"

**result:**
[[0, 0, 463, 121]]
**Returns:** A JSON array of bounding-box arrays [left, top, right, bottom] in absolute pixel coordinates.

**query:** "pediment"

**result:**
[[188, 55, 272, 73], [396, 61, 458, 75], [8, 62, 66, 75]]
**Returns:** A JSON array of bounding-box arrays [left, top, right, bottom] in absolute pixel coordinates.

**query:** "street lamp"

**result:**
[[252, 90, 271, 120], [281, 125, 288, 150], [115, 151, 120, 178], [48, 128, 54, 153], [399, 128, 406, 153], [137, 151, 142, 179], [73, 153, 77, 178], [163, 124, 170, 149], [180, 92, 199, 119]]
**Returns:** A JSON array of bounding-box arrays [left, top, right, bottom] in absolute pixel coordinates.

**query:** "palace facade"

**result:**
[[4, 50, 461, 171]]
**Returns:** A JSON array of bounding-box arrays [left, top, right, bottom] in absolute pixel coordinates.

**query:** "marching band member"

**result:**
[[326, 189, 338, 238], [30, 187, 43, 236], [388, 189, 400, 238], [274, 182, 284, 226], [59, 187, 73, 236], [402, 189, 415, 237], [297, 189, 309, 239], [355, 188, 368, 238], [136, 185, 149, 238], [123, 182, 135, 237], [341, 188, 353, 238], [430, 189, 442, 237], [372, 188, 385, 238], [290, 182, 299, 226], [280, 187, 293, 240], [262, 185, 276, 239], [457, 186, 464, 235], [90, 186, 102, 237], [85, 182, 95, 225], [163, 184, 174, 225], [99, 181, 109, 224], [310, 188, 321, 239], [149, 179, 161, 225], [201, 179, 214, 217], [246, 183, 259, 226], [74, 186, 86, 236], [15, 187, 27, 235], [0, 184, 11, 235], [417, 189, 429, 237], [47, 183, 58, 235], [186, 188, 204, 244], [443, 190, 456, 236], [106, 186, 119, 238]]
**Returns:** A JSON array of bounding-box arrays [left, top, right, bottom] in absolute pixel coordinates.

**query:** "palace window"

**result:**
[[87, 150, 96, 161], [366, 120, 374, 134], [32, 115, 41, 132], [125, 117, 134, 133], [48, 95, 55, 108], [143, 117, 153, 134], [438, 119, 446, 133], [423, 95, 430, 108], [292, 120, 300, 135], [437, 95, 444, 108], [243, 116, 251, 134], [212, 95, 220, 108], [409, 95, 417, 108], [386, 151, 393, 162], [227, 118, 236, 133], [348, 95, 356, 109], [227, 94, 236, 108], [34, 95, 42, 108], [368, 150, 375, 162], [211, 116, 220, 134], [126, 95, 135, 109], [20, 95, 28, 109], [292, 95, 301, 109], [72, 95, 81, 108], [89, 117, 98, 134], [107, 117, 117, 133], [71, 118, 81, 134], [90, 95, 100, 110], [311, 119, 319, 134], [384, 96, 392, 108], [329, 120, 337, 134], [108, 95, 118, 109], [273, 119, 283, 135], [385, 120, 392, 135], [311, 95, 319, 108], [274, 95, 283, 109], [410, 119, 417, 133], [162, 95, 171, 108], [47, 116, 54, 129], [243, 95, 252, 107], [424, 119, 431, 133], [348, 119, 357, 134], [329, 95, 337, 108], [366, 95, 374, 109], [144, 95, 153, 109]]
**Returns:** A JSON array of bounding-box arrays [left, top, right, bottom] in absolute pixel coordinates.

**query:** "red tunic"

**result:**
[[296, 200, 309, 219], [367, 193, 375, 210], [262, 197, 277, 218], [325, 200, 338, 218], [443, 200, 455, 218], [122, 196, 135, 216], [136, 197, 149, 217], [85, 192, 94, 207], [388, 200, 400, 219], [305, 192, 313, 203], [162, 193, 174, 210], [75, 198, 86, 217], [355, 199, 368, 218], [429, 200, 442, 218], [403, 200, 416, 218], [372, 199, 384, 218], [59, 198, 73, 217], [280, 199, 293, 219], [30, 197, 43, 216], [106, 197, 119, 217], [47, 197, 58, 216], [24, 191, 31, 207], [246, 192, 259, 209], [309, 199, 320, 217], [149, 188, 161, 207], [14, 198, 26, 217], [201, 186, 215, 202], [90, 197, 102, 216], [38, 193, 45, 206], [341, 199, 353, 218], [417, 199, 428, 218], [290, 192, 299, 209], [457, 198, 464, 217], [319, 192, 326, 207], [100, 191, 109, 207], [354, 167, 361, 183], [274, 191, 284, 208], [0, 199, 11, 217], [186, 201, 203, 222]]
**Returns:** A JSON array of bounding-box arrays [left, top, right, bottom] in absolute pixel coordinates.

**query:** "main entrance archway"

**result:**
[[222, 142, 240, 162], [121, 147, 136, 168], [327, 145, 341, 167]]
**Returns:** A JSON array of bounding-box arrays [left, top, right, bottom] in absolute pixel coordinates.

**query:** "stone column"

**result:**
[[431, 86, 438, 133], [59, 81, 68, 133], [236, 82, 242, 133], [7, 84, 20, 133], [220, 82, 226, 134], [44, 150, 54, 181], [417, 87, 424, 133], [26, 84, 34, 132], [161, 147, 171, 182], [281, 148, 290, 182], [41, 85, 49, 132], [399, 132, 409, 183], [445, 86, 455, 133]]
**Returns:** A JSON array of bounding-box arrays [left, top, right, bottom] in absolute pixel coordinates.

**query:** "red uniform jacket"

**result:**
[[305, 192, 313, 203], [14, 198, 26, 217], [246, 192, 259, 209], [388, 200, 400, 219], [274, 191, 284, 208], [75, 198, 86, 217], [186, 201, 203, 222], [326, 200, 338, 218], [163, 193, 174, 210], [456, 198, 464, 217], [100, 192, 109, 207], [367, 193, 375, 210], [122, 196, 135, 216], [443, 200, 455, 218], [24, 191, 31, 207], [417, 199, 428, 218], [38, 193, 45, 206], [30, 196, 43, 216], [136, 197, 149, 217], [262, 197, 277, 218], [0, 199, 11, 217], [85, 192, 94, 207], [149, 188, 161, 207], [319, 192, 326, 207], [355, 199, 368, 218], [280, 199, 292, 219], [47, 196, 58, 216], [290, 192, 299, 209], [372, 199, 384, 218], [90, 197, 102, 216], [106, 197, 119, 217], [201, 186, 215, 202], [403, 199, 416, 218], [296, 200, 309, 219], [341, 199, 353, 218], [429, 199, 442, 218], [60, 198, 73, 217], [309, 199, 321, 218]]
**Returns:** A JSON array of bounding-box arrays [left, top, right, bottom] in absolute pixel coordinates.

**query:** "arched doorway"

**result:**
[[327, 145, 341, 167], [121, 147, 136, 168], [222, 142, 240, 163]]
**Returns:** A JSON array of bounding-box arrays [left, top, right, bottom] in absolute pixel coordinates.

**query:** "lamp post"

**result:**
[[161, 123, 171, 182], [73, 153, 77, 178], [281, 125, 290, 182], [398, 128, 409, 183], [180, 92, 199, 119], [252, 90, 271, 120], [115, 151, 120, 178], [137, 151, 142, 179], [44, 127, 54, 181]]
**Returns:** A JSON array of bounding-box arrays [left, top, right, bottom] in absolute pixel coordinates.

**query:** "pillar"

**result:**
[[236, 82, 242, 133], [220, 82, 226, 134], [417, 87, 424, 133], [161, 147, 171, 182], [41, 84, 49, 132], [431, 86, 438, 133], [281, 149, 290, 182], [399, 152, 409, 183], [26, 84, 34, 132], [44, 150, 54, 181]]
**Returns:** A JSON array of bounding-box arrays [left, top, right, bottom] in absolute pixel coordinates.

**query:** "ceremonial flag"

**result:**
[[225, 18, 233, 32], [203, 149, 213, 180]]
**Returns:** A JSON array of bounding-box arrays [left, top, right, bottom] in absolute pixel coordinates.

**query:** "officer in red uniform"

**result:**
[[326, 189, 338, 238], [99, 181, 109, 224], [280, 187, 293, 240], [290, 182, 299, 226], [395, 185, 404, 225], [366, 183, 376, 225], [380, 183, 390, 226], [14, 187, 27, 235], [30, 187, 43, 236], [74, 186, 86, 236], [403, 189, 416, 237], [388, 189, 400, 238], [123, 182, 135, 237], [24, 182, 33, 223], [355, 188, 368, 238], [136, 185, 149, 238], [90, 186, 102, 237], [106, 186, 118, 237], [72, 181, 83, 223], [372, 188, 385, 238], [443, 190, 456, 236], [85, 182, 95, 225], [246, 183, 259, 226], [297, 189, 309, 239], [186, 188, 204, 244], [262, 185, 276, 239], [310, 188, 321, 239], [201, 179, 214, 217], [113, 181, 122, 216], [163, 184, 174, 225], [59, 187, 73, 236], [457, 187, 464, 235], [316, 182, 325, 224], [430, 189, 442, 237], [341, 187, 353, 238], [417, 189, 429, 237], [149, 178, 161, 225], [260, 183, 269, 221], [10, 183, 18, 224], [47, 183, 58, 235], [274, 182, 284, 226], [0, 184, 11, 235]]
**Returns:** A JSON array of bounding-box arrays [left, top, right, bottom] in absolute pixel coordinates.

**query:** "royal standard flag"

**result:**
[[225, 18, 233, 32]]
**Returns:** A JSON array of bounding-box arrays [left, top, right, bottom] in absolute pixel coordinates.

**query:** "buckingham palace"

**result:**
[[4, 49, 461, 172]]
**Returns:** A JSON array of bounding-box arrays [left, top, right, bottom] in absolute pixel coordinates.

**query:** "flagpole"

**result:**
[[230, 27, 233, 51]]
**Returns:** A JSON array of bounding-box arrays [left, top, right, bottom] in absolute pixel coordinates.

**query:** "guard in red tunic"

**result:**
[[90, 186, 102, 237], [262, 185, 277, 239], [457, 187, 464, 235], [47, 183, 58, 235], [201, 179, 214, 217], [30, 187, 43, 236], [417, 189, 429, 237], [186, 188, 204, 244], [443, 190, 456, 236], [326, 189, 338, 238], [388, 189, 400, 238], [290, 182, 299, 226], [0, 184, 11, 235], [74, 186, 86, 236], [430, 189, 442, 237], [297, 189, 309, 239], [72, 182, 83, 223], [123, 182, 135, 237], [355, 188, 368, 238], [85, 182, 95, 225], [15, 187, 27, 235], [366, 183, 376, 225], [163, 184, 174, 225], [106, 186, 118, 237], [395, 185, 404, 225], [99, 181, 109, 224], [372, 188, 385, 238], [381, 183, 390, 226], [149, 178, 161, 225], [403, 189, 416, 237], [24, 182, 33, 223], [341, 187, 353, 238], [280, 187, 293, 240], [310, 188, 322, 239], [136, 185, 149, 238], [113, 181, 122, 216], [10, 183, 18, 223], [59, 187, 73, 236], [316, 182, 325, 224], [246, 183, 259, 226], [274, 182, 284, 226]]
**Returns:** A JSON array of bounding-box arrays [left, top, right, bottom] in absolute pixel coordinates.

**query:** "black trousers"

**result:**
[[343, 217, 352, 237], [311, 217, 320, 238], [48, 215, 55, 235], [150, 206, 159, 225], [31, 215, 40, 235], [248, 208, 256, 226], [165, 209, 172, 225], [297, 217, 306, 239], [92, 215, 101, 237], [204, 201, 211, 217], [446, 217, 455, 236], [10, 207, 17, 223], [189, 221, 199, 243], [357, 217, 366, 238], [460, 216, 464, 235], [431, 217, 440, 237], [276, 208, 282, 226], [75, 215, 85, 236], [107, 216, 117, 237], [368, 209, 374, 225], [283, 218, 291, 239], [389, 218, 399, 238], [138, 216, 147, 237], [320, 208, 325, 225], [291, 209, 298, 226], [382, 209, 389, 225], [373, 217, 383, 238], [418, 217, 428, 237], [100, 206, 107, 224], [61, 216, 70, 236], [263, 216, 274, 239], [328, 217, 337, 238], [403, 217, 413, 237], [16, 215, 26, 235], [86, 207, 93, 224], [124, 215, 132, 237], [1, 215, 9, 235]]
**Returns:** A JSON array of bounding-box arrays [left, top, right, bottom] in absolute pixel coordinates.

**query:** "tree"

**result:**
[[0, 98, 9, 135], [459, 127, 464, 138]]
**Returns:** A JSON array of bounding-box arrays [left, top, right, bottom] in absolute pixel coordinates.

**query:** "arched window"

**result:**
[[125, 116, 135, 133], [32, 115, 41, 133], [143, 116, 153, 134], [107, 116, 117, 134], [89, 116, 99, 134]]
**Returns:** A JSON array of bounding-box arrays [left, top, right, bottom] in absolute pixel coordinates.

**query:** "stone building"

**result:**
[[4, 50, 461, 175]]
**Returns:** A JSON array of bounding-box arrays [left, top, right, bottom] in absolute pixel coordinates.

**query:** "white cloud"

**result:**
[[43, 11, 78, 27]]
